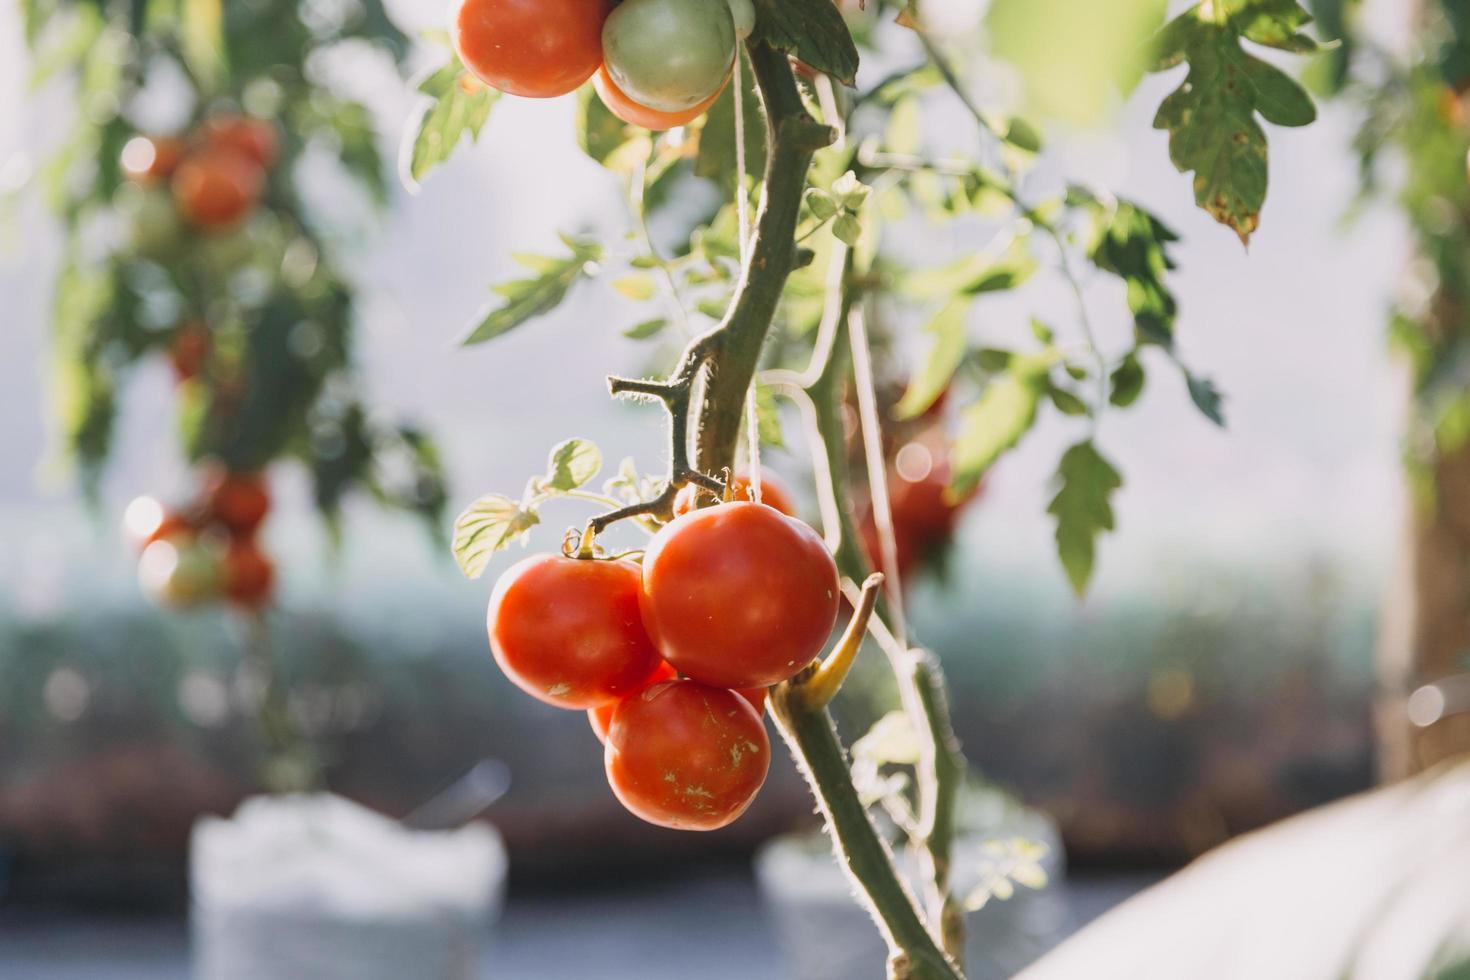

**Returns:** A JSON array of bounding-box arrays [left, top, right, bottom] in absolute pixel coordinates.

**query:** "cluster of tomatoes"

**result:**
[[486, 475, 836, 830], [453, 0, 753, 130], [125, 469, 275, 611], [121, 113, 280, 231]]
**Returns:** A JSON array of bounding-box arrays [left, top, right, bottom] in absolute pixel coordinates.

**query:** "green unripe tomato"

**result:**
[[603, 0, 736, 113], [120, 186, 183, 258], [138, 535, 223, 608], [726, 0, 754, 40]]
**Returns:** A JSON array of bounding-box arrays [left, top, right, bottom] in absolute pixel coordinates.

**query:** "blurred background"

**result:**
[[0, 0, 1436, 976]]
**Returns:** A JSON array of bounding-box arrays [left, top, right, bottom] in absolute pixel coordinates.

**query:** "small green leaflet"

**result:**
[[611, 274, 657, 301], [1185, 370, 1226, 425], [1083, 195, 1179, 346], [1048, 440, 1122, 596], [452, 494, 539, 579], [1110, 354, 1146, 407], [752, 0, 860, 86], [460, 235, 602, 346], [404, 55, 498, 189], [622, 318, 667, 340], [179, 0, 225, 91], [896, 298, 968, 420], [543, 438, 601, 492], [1148, 0, 1320, 243], [904, 236, 1036, 300], [950, 353, 1055, 497]]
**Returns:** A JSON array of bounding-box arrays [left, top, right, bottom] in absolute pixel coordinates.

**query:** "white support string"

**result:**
[[848, 303, 908, 647], [733, 49, 761, 502]]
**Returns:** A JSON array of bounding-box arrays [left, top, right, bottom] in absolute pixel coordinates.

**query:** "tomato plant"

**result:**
[[605, 679, 770, 830]]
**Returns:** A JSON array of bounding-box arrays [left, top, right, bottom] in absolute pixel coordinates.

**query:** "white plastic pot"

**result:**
[[755, 787, 1067, 980], [191, 793, 507, 980]]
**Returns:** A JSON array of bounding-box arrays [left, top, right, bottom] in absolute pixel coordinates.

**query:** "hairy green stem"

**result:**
[[811, 284, 969, 964]]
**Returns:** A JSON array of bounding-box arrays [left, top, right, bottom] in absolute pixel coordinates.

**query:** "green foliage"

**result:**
[[1148, 0, 1321, 243], [1048, 440, 1123, 595], [407, 54, 500, 188], [752, 0, 860, 86], [987, 0, 1167, 122], [461, 237, 604, 345], [25, 0, 439, 529]]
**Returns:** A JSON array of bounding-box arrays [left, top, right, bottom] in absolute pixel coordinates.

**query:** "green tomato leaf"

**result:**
[[1109, 354, 1146, 407], [1148, 0, 1319, 243], [577, 83, 649, 172], [544, 438, 602, 492], [451, 494, 540, 579], [460, 236, 602, 346], [695, 53, 767, 188], [950, 354, 1054, 496], [179, 0, 226, 91], [1185, 370, 1227, 426], [612, 273, 657, 301], [806, 189, 839, 221], [1048, 440, 1122, 596], [987, 0, 1167, 122], [405, 56, 499, 188], [1083, 195, 1180, 346], [1048, 384, 1090, 417], [622, 317, 668, 340], [752, 0, 860, 86], [905, 236, 1036, 299], [896, 298, 969, 420]]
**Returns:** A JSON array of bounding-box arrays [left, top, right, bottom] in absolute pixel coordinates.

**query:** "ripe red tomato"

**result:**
[[124, 496, 195, 551], [453, 0, 610, 98], [640, 501, 839, 689], [489, 554, 664, 709], [224, 540, 275, 608], [201, 115, 280, 169], [121, 135, 186, 184], [605, 679, 769, 830], [588, 659, 678, 742], [593, 65, 725, 131], [172, 148, 264, 228], [672, 470, 796, 518], [169, 321, 211, 382], [206, 470, 271, 535]]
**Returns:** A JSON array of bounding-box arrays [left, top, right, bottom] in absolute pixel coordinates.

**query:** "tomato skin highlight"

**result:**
[[602, 0, 735, 112], [592, 65, 725, 131], [605, 679, 769, 830], [672, 470, 796, 518], [171, 148, 264, 229], [640, 501, 839, 689], [489, 554, 663, 709], [121, 135, 186, 184], [453, 0, 610, 98]]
